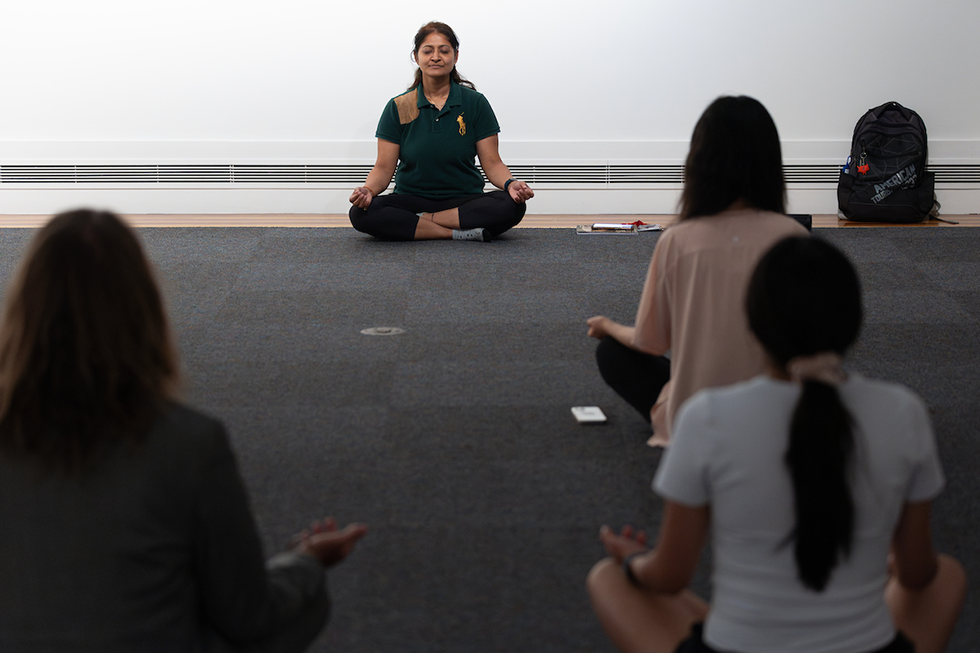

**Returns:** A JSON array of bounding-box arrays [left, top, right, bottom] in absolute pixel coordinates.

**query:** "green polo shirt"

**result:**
[[376, 81, 500, 199]]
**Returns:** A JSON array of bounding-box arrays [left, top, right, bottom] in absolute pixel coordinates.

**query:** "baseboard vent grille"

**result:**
[[1, 164, 978, 185]]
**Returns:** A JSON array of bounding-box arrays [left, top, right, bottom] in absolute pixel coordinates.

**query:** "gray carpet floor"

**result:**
[[0, 226, 976, 652]]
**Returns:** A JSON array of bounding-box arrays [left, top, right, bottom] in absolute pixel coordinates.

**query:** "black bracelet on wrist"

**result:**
[[504, 178, 517, 192], [623, 552, 644, 588]]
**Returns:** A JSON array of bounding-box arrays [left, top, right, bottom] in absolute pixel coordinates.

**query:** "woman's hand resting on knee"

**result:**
[[587, 317, 642, 351], [290, 517, 368, 568], [507, 180, 534, 203], [587, 316, 613, 339], [349, 187, 375, 209], [600, 524, 649, 563]]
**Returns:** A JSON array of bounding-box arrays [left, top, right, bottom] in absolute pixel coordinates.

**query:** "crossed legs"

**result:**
[[594, 337, 670, 423], [349, 191, 525, 241], [586, 558, 707, 653], [586, 554, 966, 653]]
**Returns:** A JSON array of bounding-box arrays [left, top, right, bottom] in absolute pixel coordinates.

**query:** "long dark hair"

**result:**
[[679, 96, 786, 220], [0, 209, 180, 473], [746, 236, 863, 591], [409, 21, 475, 91]]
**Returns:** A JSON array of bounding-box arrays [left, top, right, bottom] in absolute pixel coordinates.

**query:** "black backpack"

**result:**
[[837, 101, 936, 223]]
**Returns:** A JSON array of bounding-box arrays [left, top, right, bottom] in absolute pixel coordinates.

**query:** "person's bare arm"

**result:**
[[891, 500, 938, 590], [476, 135, 533, 202], [350, 139, 400, 208]]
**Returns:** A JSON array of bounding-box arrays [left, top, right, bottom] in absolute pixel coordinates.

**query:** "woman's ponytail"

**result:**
[[786, 379, 854, 591], [746, 236, 863, 592]]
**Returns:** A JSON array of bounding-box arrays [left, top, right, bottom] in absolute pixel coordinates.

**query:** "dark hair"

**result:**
[[409, 21, 475, 91], [746, 236, 863, 591], [0, 209, 180, 473], [679, 96, 785, 220]]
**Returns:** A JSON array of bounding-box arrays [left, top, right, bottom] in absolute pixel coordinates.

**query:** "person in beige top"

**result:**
[[587, 96, 808, 445]]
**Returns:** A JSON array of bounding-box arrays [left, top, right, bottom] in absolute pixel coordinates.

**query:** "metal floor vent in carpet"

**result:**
[[359, 326, 405, 336]]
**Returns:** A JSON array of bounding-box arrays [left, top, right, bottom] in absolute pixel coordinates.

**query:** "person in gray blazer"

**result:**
[[0, 209, 367, 652]]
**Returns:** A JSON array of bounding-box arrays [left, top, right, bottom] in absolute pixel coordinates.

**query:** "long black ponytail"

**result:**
[[746, 237, 863, 591]]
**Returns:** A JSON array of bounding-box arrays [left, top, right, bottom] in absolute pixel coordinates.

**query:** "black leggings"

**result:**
[[348, 191, 526, 241], [595, 337, 670, 423]]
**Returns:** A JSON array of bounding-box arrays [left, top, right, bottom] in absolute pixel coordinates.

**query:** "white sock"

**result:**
[[452, 228, 490, 242]]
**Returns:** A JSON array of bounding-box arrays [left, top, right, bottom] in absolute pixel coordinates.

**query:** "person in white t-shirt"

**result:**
[[587, 237, 966, 653]]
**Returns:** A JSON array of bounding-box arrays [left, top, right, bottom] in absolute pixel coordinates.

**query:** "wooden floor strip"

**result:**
[[0, 214, 976, 228]]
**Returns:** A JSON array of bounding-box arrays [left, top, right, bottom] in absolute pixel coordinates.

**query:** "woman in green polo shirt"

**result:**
[[348, 21, 534, 242]]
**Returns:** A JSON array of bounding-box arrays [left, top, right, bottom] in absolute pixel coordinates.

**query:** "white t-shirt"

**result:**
[[654, 374, 944, 653]]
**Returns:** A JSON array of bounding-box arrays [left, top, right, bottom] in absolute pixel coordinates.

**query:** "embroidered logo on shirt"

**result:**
[[457, 113, 466, 136]]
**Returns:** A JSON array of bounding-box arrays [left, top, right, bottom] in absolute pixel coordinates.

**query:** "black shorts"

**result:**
[[675, 623, 915, 653]]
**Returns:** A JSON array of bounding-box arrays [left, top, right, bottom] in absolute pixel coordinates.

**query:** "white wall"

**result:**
[[2, 0, 978, 214]]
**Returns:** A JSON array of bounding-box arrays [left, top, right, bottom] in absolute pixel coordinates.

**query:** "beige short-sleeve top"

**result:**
[[633, 209, 809, 444]]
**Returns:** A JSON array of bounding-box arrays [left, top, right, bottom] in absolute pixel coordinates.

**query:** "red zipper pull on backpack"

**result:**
[[857, 152, 869, 175]]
